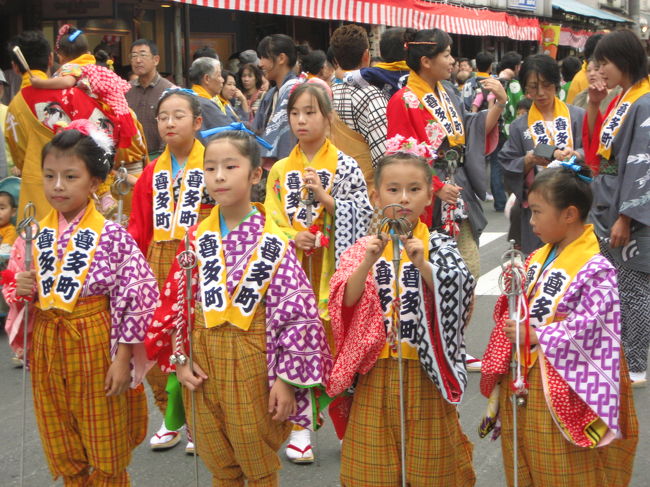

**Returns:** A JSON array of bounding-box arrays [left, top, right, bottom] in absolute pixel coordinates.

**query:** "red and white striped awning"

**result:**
[[170, 0, 542, 42]]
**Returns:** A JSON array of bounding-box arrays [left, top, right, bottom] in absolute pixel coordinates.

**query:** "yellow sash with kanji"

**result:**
[[376, 220, 429, 360], [152, 140, 205, 242], [277, 140, 338, 232], [597, 77, 650, 161], [406, 70, 465, 147], [524, 225, 599, 364], [527, 98, 573, 150], [195, 203, 289, 330], [34, 200, 105, 312]]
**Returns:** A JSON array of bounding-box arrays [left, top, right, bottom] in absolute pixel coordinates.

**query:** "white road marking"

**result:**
[[475, 265, 503, 296], [479, 232, 506, 247]]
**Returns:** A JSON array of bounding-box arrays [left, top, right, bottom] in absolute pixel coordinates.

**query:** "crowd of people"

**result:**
[[0, 21, 648, 487]]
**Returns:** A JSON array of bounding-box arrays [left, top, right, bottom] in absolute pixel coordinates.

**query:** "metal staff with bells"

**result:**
[[376, 203, 413, 487], [498, 239, 528, 487], [175, 233, 200, 486], [16, 202, 40, 486], [111, 166, 130, 225]]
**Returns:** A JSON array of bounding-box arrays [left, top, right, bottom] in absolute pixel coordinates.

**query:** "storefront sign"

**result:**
[[508, 0, 537, 12], [42, 0, 115, 20]]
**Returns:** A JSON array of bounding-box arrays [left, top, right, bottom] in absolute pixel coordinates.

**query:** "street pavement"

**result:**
[[1, 203, 648, 486]]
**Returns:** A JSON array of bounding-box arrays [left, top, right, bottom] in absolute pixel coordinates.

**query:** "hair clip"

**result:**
[[548, 156, 592, 183], [385, 134, 433, 159], [200, 122, 273, 150], [68, 29, 82, 42], [291, 73, 333, 99]]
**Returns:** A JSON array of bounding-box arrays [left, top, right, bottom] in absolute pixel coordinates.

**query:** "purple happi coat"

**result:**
[[4, 209, 159, 385], [147, 209, 333, 430]]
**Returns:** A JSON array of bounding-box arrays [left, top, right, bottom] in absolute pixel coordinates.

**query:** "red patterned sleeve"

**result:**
[[326, 236, 386, 397], [127, 159, 156, 255]]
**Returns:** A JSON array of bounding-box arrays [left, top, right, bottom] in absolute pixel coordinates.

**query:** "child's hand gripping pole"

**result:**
[[376, 203, 413, 487], [16, 202, 40, 487], [111, 167, 130, 226], [497, 239, 528, 487], [177, 233, 200, 486]]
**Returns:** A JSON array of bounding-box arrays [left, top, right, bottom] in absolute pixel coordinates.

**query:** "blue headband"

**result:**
[[200, 122, 273, 150], [68, 29, 82, 42], [161, 87, 198, 99], [559, 156, 592, 183]]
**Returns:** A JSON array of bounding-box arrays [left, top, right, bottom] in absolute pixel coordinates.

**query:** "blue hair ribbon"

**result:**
[[559, 155, 592, 183], [68, 29, 82, 42], [161, 87, 198, 98], [200, 122, 273, 150]]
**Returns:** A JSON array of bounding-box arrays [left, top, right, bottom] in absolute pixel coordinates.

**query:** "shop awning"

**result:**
[[552, 0, 628, 22], [169, 0, 542, 41]]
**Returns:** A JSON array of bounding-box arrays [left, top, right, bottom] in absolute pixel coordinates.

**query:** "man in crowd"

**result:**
[[462, 51, 494, 111], [188, 56, 231, 139], [126, 39, 174, 160], [329, 24, 387, 192]]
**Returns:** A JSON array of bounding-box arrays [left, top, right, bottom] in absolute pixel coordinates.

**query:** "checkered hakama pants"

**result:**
[[182, 306, 292, 486], [31, 295, 148, 486], [498, 358, 638, 487], [599, 240, 650, 373], [340, 359, 476, 487]]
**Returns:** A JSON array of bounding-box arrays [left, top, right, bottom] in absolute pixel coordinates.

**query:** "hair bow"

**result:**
[[549, 156, 592, 183], [160, 87, 198, 99], [200, 122, 273, 150]]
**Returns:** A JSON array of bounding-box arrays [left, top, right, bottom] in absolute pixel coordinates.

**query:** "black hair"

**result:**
[[519, 54, 561, 92], [584, 33, 604, 62], [41, 129, 114, 181], [57, 26, 88, 59], [498, 51, 522, 73], [594, 30, 649, 85], [529, 165, 593, 220], [221, 69, 236, 84], [380, 28, 407, 63], [155, 89, 202, 118], [205, 130, 262, 170], [326, 46, 338, 68], [560, 56, 582, 83], [476, 52, 494, 72], [516, 97, 532, 113], [193, 46, 218, 61], [330, 24, 370, 71], [374, 153, 433, 188], [9, 31, 51, 73], [301, 50, 327, 76], [0, 191, 16, 208], [236, 63, 263, 91], [456, 57, 470, 66], [287, 82, 333, 120], [131, 39, 158, 56], [94, 49, 111, 68], [403, 28, 453, 73], [257, 34, 297, 68]]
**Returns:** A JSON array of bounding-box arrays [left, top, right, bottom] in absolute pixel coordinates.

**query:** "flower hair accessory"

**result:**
[[56, 24, 82, 51], [385, 134, 434, 160], [290, 73, 333, 99], [55, 119, 115, 167]]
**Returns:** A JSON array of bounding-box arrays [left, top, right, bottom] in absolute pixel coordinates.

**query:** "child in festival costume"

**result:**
[[30, 25, 136, 149], [146, 130, 332, 486], [327, 145, 476, 486], [0, 190, 17, 246], [4, 120, 158, 485], [264, 81, 372, 462], [480, 164, 638, 487], [129, 88, 215, 451]]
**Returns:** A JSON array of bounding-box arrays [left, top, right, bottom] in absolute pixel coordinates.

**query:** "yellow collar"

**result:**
[[21, 70, 48, 89]]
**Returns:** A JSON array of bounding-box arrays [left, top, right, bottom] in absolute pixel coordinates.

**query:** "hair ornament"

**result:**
[[404, 41, 438, 50], [68, 29, 83, 42], [55, 119, 114, 167], [160, 87, 197, 100], [200, 122, 273, 150], [385, 134, 433, 160], [547, 156, 592, 183], [290, 73, 333, 99], [56, 24, 82, 51]]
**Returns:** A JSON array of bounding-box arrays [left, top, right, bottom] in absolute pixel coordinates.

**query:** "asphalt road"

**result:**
[[1, 203, 648, 486]]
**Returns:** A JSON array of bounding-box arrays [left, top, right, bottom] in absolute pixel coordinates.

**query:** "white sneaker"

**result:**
[[466, 353, 482, 372], [149, 422, 182, 450], [285, 428, 314, 464], [486, 193, 494, 201], [185, 441, 195, 455]]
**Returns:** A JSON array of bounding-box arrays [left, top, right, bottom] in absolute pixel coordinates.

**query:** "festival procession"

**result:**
[[0, 0, 648, 485]]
